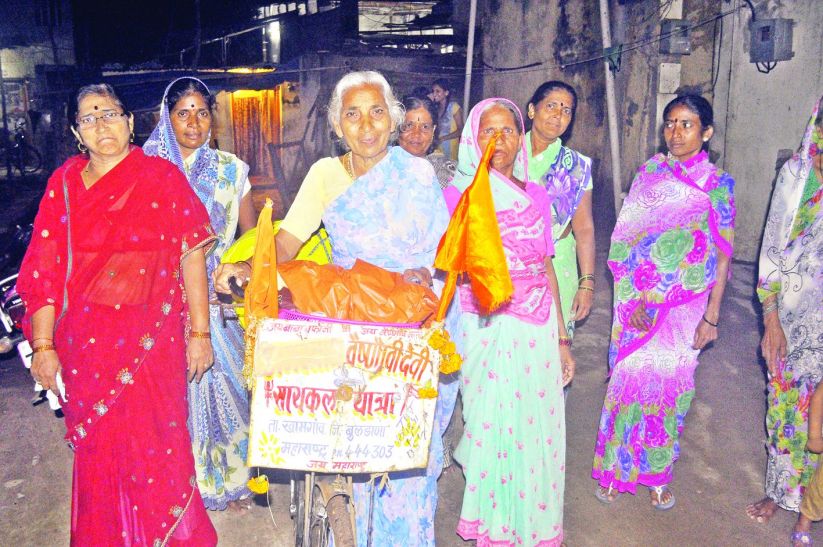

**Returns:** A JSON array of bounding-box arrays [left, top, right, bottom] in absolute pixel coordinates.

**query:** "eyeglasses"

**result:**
[[173, 109, 211, 122], [399, 121, 435, 134], [76, 111, 128, 129]]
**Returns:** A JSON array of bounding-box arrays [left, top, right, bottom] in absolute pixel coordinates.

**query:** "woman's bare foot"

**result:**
[[227, 498, 253, 513], [791, 514, 813, 546], [746, 497, 779, 523]]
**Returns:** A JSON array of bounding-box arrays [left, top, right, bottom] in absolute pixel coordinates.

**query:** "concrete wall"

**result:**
[[475, 0, 822, 263], [479, 0, 606, 163], [478, 0, 614, 231], [611, 1, 722, 197], [713, 0, 823, 262]]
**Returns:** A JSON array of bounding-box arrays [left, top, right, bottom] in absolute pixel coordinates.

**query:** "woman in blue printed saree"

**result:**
[[592, 95, 735, 509], [520, 81, 595, 339], [144, 77, 256, 511], [215, 71, 453, 546], [747, 95, 823, 538], [446, 98, 575, 546]]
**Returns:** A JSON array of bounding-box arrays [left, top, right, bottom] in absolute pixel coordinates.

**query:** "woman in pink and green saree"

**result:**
[[592, 94, 735, 510]]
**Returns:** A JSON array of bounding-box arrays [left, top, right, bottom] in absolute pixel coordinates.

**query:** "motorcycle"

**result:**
[[0, 273, 64, 415]]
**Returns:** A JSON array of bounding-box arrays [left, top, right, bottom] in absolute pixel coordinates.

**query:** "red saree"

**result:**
[[18, 147, 218, 546]]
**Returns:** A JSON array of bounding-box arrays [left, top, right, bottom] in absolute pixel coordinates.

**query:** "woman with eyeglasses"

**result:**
[[398, 95, 456, 188], [144, 77, 256, 512], [17, 83, 218, 544], [592, 94, 735, 511], [523, 81, 595, 345]]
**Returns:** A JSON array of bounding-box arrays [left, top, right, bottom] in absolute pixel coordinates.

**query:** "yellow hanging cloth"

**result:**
[[434, 134, 513, 321]]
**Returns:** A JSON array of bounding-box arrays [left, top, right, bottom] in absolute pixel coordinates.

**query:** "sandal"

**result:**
[[649, 485, 675, 511], [791, 531, 813, 546], [595, 483, 620, 504]]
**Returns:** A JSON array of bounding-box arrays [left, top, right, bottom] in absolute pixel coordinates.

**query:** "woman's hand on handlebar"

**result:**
[[213, 262, 251, 294]]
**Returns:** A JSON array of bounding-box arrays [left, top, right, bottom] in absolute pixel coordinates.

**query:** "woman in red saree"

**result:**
[[18, 84, 218, 545]]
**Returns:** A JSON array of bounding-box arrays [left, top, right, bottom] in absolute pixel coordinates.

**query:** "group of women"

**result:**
[[17, 67, 823, 546]]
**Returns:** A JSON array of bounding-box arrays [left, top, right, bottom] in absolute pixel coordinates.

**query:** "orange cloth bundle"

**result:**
[[278, 259, 438, 324]]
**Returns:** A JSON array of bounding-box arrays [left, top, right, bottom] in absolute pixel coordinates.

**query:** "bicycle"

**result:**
[[0, 121, 42, 176], [216, 279, 357, 547]]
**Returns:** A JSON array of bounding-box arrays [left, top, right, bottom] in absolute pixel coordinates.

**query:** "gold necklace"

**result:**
[[344, 151, 355, 179]]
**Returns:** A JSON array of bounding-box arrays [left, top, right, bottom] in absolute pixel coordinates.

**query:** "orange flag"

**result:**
[[244, 198, 279, 320], [434, 134, 513, 321]]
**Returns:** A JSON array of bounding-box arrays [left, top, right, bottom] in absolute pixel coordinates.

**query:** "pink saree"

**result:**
[[592, 150, 735, 493], [18, 148, 218, 545]]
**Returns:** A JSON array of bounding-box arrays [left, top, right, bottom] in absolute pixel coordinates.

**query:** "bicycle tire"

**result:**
[[21, 144, 42, 174], [326, 493, 355, 547]]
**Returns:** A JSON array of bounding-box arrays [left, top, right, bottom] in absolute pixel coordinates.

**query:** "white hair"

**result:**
[[327, 71, 405, 131]]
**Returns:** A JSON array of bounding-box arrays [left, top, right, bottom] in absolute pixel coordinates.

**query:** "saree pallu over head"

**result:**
[[607, 150, 735, 368], [757, 94, 823, 305], [17, 148, 216, 543], [143, 77, 250, 284], [322, 145, 449, 273], [449, 98, 555, 325]]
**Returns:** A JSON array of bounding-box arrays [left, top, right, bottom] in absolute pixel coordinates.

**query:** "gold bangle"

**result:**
[[190, 330, 211, 339], [32, 344, 56, 354], [32, 337, 54, 344], [578, 285, 594, 292], [579, 274, 595, 283], [559, 336, 572, 347]]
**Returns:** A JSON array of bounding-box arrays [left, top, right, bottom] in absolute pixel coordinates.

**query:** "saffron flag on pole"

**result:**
[[434, 133, 513, 322]]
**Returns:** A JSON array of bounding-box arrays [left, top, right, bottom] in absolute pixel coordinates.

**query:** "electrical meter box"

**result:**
[[750, 18, 794, 63], [659, 19, 691, 55]]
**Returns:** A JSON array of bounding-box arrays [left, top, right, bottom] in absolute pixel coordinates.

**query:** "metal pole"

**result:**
[[598, 0, 624, 213], [0, 50, 11, 178], [462, 0, 477, 115]]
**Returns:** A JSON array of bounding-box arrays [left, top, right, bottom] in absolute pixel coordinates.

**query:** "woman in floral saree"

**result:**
[[521, 81, 595, 339], [215, 71, 452, 546], [592, 94, 735, 509], [144, 77, 255, 511], [449, 98, 575, 546], [19, 84, 217, 544], [747, 95, 823, 543]]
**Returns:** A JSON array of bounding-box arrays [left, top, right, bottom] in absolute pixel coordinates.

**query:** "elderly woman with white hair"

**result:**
[[215, 71, 452, 545]]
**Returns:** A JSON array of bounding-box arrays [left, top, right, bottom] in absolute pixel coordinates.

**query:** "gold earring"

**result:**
[[77, 141, 88, 153], [130, 131, 135, 143]]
